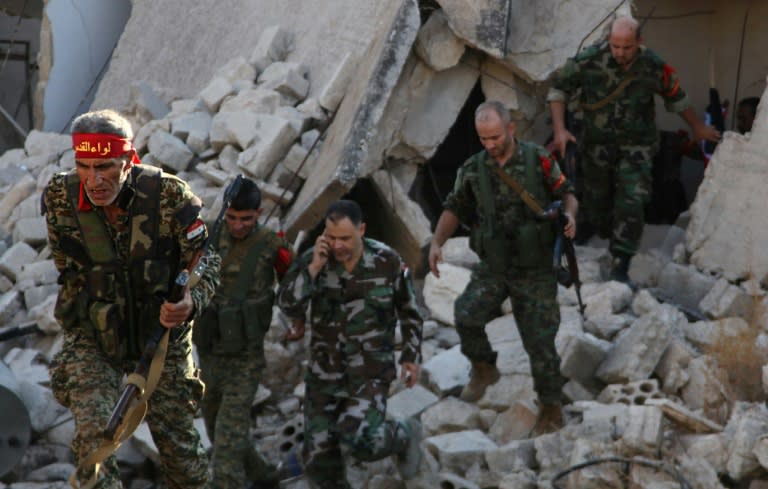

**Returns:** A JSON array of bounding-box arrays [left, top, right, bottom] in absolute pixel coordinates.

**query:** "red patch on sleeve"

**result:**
[[539, 155, 553, 181], [274, 247, 293, 277], [551, 173, 566, 191], [186, 219, 205, 240], [662, 64, 680, 97]]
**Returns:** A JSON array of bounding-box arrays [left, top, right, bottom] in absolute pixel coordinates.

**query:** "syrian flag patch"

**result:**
[[186, 219, 205, 240]]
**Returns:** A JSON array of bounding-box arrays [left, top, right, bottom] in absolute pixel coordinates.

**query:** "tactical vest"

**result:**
[[64, 165, 178, 360], [469, 142, 555, 270], [194, 226, 274, 356]]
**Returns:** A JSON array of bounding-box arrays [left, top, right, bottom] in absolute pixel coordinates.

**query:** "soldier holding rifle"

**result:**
[[429, 101, 578, 433], [44, 109, 220, 489]]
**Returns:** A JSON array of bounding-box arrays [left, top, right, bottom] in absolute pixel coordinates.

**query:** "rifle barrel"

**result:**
[[0, 323, 40, 342]]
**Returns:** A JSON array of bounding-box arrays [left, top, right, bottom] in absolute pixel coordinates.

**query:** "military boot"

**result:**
[[530, 402, 564, 437], [460, 361, 501, 402], [609, 253, 631, 284]]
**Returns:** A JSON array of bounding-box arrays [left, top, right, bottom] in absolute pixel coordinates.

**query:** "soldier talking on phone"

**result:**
[[277, 199, 424, 488]]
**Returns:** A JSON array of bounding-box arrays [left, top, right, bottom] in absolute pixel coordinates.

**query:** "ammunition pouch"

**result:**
[[88, 301, 124, 359], [195, 300, 272, 355], [470, 221, 554, 270]]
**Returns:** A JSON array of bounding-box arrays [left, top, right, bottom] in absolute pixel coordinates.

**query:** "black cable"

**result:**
[[551, 456, 694, 489], [644, 11, 716, 20]]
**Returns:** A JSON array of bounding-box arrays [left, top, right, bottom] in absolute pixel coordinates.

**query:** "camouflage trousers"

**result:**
[[302, 373, 407, 489], [581, 143, 655, 257], [199, 350, 275, 489], [49, 330, 208, 489], [454, 263, 566, 404]]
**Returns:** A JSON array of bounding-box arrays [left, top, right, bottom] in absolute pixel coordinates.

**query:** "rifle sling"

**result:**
[[69, 329, 170, 489], [492, 166, 546, 216], [580, 75, 638, 112]]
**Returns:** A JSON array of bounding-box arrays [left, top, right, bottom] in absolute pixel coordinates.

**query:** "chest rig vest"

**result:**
[[470, 142, 555, 270], [194, 226, 274, 356], [65, 165, 178, 360]]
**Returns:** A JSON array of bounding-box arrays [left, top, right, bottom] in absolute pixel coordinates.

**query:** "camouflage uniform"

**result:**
[[277, 238, 423, 489], [44, 164, 220, 489], [444, 141, 574, 404], [195, 223, 293, 489], [547, 42, 691, 256]]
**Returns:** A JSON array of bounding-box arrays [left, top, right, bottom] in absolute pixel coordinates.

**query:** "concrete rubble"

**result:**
[[2, 1, 768, 488]]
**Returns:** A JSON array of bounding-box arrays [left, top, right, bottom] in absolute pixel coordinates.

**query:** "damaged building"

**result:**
[[1, 0, 768, 487]]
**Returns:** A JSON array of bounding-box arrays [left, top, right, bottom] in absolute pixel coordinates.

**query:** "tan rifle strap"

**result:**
[[69, 329, 170, 489], [493, 166, 546, 216], [580, 75, 638, 112]]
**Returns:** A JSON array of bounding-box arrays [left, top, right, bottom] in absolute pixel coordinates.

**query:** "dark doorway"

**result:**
[[410, 80, 485, 230]]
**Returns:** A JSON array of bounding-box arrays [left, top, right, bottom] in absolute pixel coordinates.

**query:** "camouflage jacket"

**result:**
[[444, 142, 574, 268], [277, 238, 423, 383], [547, 42, 691, 145], [43, 165, 220, 343]]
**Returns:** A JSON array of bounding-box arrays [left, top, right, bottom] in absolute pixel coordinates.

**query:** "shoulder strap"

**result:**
[[493, 165, 546, 216], [228, 226, 272, 302], [581, 74, 638, 112], [128, 165, 162, 260], [475, 154, 497, 236]]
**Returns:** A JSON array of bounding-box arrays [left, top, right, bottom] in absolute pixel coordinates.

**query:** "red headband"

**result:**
[[72, 132, 141, 164]]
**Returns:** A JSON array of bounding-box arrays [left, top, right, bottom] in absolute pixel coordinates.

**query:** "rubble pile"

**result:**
[[1, 15, 768, 489]]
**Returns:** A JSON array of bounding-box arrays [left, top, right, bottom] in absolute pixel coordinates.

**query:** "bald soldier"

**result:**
[[429, 101, 578, 432], [548, 16, 720, 282]]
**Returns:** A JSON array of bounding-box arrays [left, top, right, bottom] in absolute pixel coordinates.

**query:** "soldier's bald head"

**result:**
[[611, 16, 640, 41], [475, 101, 511, 126]]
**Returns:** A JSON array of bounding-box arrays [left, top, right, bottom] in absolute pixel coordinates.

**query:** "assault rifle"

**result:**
[[544, 200, 585, 317], [104, 174, 243, 440], [0, 321, 41, 342]]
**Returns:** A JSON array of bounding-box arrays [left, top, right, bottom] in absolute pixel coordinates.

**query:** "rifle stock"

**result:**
[[104, 175, 243, 441]]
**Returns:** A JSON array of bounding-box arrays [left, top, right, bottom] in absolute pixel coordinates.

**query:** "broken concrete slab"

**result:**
[[282, 0, 421, 241], [687, 84, 768, 283], [414, 8, 466, 71], [645, 398, 724, 434], [435, 0, 630, 82]]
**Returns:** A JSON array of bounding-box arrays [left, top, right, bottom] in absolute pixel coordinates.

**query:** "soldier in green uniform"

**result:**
[[44, 109, 220, 489], [548, 16, 720, 282], [428, 101, 578, 430], [277, 200, 424, 489], [194, 178, 295, 489]]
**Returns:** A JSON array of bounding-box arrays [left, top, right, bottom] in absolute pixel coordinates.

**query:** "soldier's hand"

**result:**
[[695, 124, 721, 143], [308, 234, 330, 279], [428, 242, 442, 278], [553, 128, 577, 160], [563, 211, 576, 239], [160, 288, 193, 328], [285, 318, 305, 341], [400, 362, 420, 388]]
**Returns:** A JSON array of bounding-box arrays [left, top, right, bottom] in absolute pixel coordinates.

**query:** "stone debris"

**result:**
[[1, 5, 768, 489]]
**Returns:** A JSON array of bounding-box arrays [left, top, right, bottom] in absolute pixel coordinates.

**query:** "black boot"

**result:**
[[609, 253, 631, 284]]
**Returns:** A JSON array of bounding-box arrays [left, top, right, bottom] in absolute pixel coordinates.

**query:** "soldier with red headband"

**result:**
[[44, 109, 220, 489]]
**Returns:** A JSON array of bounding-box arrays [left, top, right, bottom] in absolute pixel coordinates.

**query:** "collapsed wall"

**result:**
[[4, 0, 768, 487]]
